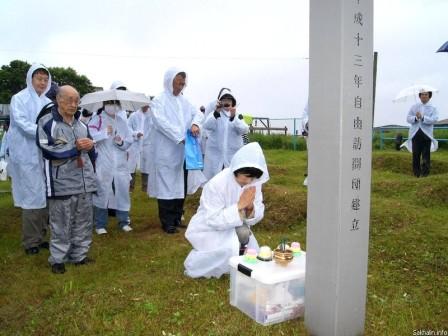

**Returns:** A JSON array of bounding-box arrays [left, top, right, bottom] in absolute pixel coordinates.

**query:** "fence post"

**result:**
[[293, 118, 297, 151], [379, 128, 383, 150]]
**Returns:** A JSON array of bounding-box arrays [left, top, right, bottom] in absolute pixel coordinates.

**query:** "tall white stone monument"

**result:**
[[305, 0, 373, 335]]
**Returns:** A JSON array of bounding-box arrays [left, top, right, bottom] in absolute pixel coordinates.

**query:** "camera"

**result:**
[[218, 101, 231, 108]]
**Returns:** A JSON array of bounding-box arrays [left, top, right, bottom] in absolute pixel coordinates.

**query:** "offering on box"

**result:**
[[257, 245, 273, 261], [244, 248, 258, 264], [291, 242, 302, 256], [274, 239, 294, 264]]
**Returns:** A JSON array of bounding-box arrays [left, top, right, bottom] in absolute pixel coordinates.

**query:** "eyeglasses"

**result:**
[[60, 96, 80, 105]]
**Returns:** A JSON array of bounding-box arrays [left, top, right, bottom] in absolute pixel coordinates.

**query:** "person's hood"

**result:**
[[45, 81, 59, 102], [26, 63, 52, 97], [218, 88, 237, 106], [229, 142, 269, 186], [110, 80, 127, 90], [163, 67, 187, 96]]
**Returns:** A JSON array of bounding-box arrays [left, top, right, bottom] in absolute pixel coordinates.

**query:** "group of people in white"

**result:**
[[2, 63, 269, 277]]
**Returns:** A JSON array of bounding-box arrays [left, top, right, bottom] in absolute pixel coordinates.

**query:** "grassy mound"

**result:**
[[372, 152, 448, 176]]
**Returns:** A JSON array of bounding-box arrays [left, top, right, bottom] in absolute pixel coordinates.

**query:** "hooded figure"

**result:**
[[127, 107, 146, 174], [8, 63, 51, 253], [402, 91, 438, 177], [140, 103, 154, 192], [88, 100, 134, 234], [202, 89, 249, 180], [110, 81, 127, 90], [147, 67, 203, 233], [9, 63, 51, 209], [184, 142, 269, 278]]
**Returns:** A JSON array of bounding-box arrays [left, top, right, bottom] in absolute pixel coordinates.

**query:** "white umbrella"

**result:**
[[393, 84, 438, 103], [80, 89, 151, 113]]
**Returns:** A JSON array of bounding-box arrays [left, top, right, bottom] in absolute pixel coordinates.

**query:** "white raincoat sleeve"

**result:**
[[190, 103, 203, 128], [422, 107, 438, 125], [10, 96, 38, 138], [202, 112, 219, 132], [128, 112, 142, 140], [151, 98, 185, 143], [88, 115, 109, 143], [0, 132, 8, 158], [229, 116, 249, 135], [243, 185, 264, 226], [406, 105, 419, 124], [202, 183, 243, 231], [116, 135, 133, 151]]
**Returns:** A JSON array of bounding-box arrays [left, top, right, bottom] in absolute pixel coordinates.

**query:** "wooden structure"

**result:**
[[249, 117, 288, 135]]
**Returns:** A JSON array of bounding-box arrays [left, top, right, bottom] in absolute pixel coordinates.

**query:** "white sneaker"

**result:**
[[96, 228, 108, 235], [121, 225, 133, 232]]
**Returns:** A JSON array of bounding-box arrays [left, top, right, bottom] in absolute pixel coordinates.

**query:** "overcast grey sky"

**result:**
[[0, 0, 447, 126]]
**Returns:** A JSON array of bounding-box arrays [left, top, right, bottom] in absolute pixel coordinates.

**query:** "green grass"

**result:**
[[0, 149, 447, 335]]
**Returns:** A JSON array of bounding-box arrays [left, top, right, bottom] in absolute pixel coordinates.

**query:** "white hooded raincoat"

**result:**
[[8, 63, 51, 209], [127, 109, 145, 173], [202, 89, 249, 180], [184, 142, 269, 278], [89, 109, 133, 211], [147, 68, 203, 199], [402, 102, 439, 152]]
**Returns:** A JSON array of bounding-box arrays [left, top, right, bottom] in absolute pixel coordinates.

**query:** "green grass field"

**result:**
[[0, 149, 447, 335]]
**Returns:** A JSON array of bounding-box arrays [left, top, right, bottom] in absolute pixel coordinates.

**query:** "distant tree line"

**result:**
[[0, 60, 94, 103]]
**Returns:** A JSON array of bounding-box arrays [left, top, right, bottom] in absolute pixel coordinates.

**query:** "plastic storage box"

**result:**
[[229, 253, 306, 326]]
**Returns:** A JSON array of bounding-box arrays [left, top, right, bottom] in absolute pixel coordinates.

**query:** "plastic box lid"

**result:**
[[229, 253, 306, 285]]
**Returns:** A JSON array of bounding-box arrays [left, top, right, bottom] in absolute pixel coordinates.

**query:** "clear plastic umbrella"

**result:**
[[392, 84, 438, 103], [80, 89, 151, 113]]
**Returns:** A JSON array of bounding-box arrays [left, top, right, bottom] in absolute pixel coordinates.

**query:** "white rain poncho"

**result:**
[[402, 101, 439, 152], [202, 89, 249, 180], [8, 63, 51, 209], [88, 109, 133, 211], [184, 142, 269, 278], [147, 67, 203, 199], [127, 109, 145, 173], [140, 109, 153, 174]]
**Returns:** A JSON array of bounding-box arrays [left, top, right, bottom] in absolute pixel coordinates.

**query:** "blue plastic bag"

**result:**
[[185, 130, 204, 170]]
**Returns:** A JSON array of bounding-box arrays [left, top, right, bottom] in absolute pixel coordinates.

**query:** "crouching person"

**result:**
[[184, 142, 269, 278], [37, 85, 97, 274]]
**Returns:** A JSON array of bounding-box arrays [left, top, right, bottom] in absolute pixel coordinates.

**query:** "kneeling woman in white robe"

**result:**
[[184, 142, 269, 278]]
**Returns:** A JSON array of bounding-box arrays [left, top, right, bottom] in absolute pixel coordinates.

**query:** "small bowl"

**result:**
[[273, 248, 294, 265]]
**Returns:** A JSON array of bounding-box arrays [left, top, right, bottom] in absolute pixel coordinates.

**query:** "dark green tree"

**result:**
[[0, 60, 95, 103], [0, 60, 30, 103], [48, 66, 94, 96]]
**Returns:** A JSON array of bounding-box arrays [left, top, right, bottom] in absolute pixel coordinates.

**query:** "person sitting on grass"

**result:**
[[184, 142, 269, 278]]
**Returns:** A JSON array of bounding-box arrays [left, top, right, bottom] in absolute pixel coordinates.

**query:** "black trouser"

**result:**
[[157, 162, 188, 231], [157, 198, 185, 231], [412, 128, 431, 177]]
